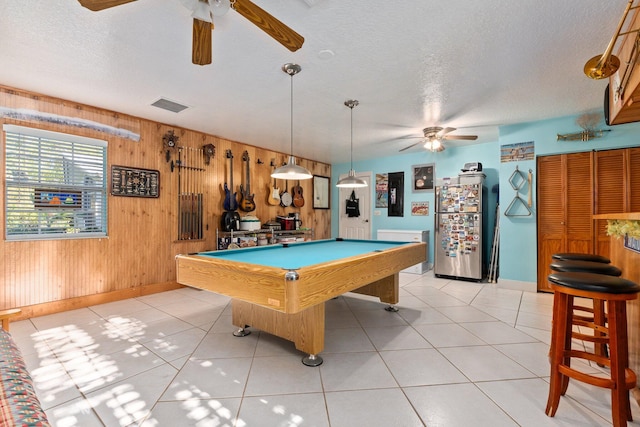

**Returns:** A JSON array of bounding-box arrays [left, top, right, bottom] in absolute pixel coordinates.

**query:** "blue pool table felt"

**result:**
[[198, 239, 408, 270]]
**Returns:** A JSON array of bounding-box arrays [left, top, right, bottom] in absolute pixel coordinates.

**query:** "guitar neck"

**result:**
[[242, 151, 251, 197], [245, 157, 251, 194], [229, 155, 234, 189]]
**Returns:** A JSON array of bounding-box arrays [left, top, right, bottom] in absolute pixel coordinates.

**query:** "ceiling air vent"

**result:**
[[151, 98, 189, 113]]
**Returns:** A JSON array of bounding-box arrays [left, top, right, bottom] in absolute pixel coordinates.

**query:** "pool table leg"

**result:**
[[232, 327, 251, 337], [351, 273, 400, 313], [231, 299, 325, 366]]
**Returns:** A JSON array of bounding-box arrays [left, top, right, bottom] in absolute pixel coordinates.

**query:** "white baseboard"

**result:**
[[493, 278, 537, 293]]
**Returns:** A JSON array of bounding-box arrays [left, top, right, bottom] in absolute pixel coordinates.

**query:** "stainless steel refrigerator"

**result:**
[[434, 173, 486, 281]]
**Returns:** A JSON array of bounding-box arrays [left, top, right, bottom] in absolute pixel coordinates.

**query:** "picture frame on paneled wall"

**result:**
[[412, 163, 435, 192], [388, 171, 404, 217], [375, 173, 388, 208], [111, 165, 160, 198], [313, 175, 330, 209]]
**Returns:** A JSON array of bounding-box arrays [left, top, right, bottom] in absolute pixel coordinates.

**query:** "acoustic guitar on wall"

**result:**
[[292, 180, 304, 208], [239, 150, 256, 212], [267, 161, 280, 206]]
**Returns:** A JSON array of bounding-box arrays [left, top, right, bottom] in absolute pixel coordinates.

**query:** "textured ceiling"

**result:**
[[0, 0, 626, 163]]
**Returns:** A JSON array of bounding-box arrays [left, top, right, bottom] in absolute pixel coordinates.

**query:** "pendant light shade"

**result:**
[[271, 63, 313, 180], [336, 99, 367, 188]]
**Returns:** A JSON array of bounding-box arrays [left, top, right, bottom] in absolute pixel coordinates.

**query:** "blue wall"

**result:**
[[331, 112, 640, 285]]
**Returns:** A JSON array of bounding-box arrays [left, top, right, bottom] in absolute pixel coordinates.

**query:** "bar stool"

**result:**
[[546, 271, 640, 427], [549, 260, 622, 359], [549, 260, 620, 276], [552, 253, 611, 264]]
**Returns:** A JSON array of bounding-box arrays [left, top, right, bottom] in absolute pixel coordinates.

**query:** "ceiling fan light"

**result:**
[[336, 169, 367, 188], [424, 138, 444, 152], [271, 155, 313, 180], [192, 0, 213, 22], [209, 0, 230, 16]]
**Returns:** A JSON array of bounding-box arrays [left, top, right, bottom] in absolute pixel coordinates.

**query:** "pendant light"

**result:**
[[271, 63, 313, 180], [336, 99, 368, 188]]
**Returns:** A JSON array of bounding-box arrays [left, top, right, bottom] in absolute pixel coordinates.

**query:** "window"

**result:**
[[3, 124, 108, 240]]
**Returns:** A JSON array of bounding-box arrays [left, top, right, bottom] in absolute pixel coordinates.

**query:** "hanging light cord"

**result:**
[[349, 104, 354, 170], [290, 73, 294, 156]]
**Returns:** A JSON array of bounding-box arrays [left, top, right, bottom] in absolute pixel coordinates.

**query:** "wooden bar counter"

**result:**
[[594, 212, 640, 403]]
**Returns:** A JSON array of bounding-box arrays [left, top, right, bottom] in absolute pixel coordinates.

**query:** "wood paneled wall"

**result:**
[[0, 86, 331, 317]]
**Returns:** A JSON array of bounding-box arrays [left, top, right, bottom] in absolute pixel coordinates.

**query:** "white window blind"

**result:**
[[3, 124, 108, 240]]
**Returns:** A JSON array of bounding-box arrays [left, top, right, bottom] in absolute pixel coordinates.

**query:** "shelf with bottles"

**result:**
[[216, 228, 314, 250]]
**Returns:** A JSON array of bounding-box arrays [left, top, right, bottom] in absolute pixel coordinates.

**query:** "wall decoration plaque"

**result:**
[[111, 165, 159, 198]]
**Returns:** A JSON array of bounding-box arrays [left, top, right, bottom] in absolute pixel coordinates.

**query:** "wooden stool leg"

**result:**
[[547, 292, 571, 417], [560, 295, 575, 396], [608, 300, 630, 427], [616, 302, 633, 423]]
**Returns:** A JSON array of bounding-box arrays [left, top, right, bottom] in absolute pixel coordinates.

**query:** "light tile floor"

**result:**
[[9, 272, 640, 426]]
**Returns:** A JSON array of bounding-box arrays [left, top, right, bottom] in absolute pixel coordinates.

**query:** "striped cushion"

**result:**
[[0, 329, 49, 427]]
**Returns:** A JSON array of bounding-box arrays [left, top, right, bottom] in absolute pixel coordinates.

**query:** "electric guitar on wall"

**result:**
[[239, 150, 256, 212], [267, 161, 280, 206], [223, 150, 238, 212], [292, 179, 304, 208]]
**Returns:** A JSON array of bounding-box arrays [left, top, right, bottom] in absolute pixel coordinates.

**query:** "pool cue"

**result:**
[[527, 169, 533, 208], [177, 148, 183, 240], [189, 147, 193, 239]]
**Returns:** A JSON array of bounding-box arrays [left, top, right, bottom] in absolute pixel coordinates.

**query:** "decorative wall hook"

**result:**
[[203, 143, 215, 165], [163, 130, 180, 163], [163, 130, 179, 149]]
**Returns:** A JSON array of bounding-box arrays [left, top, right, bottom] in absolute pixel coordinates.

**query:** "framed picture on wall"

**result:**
[[313, 175, 330, 209], [412, 163, 435, 192], [375, 173, 388, 208], [388, 171, 404, 217]]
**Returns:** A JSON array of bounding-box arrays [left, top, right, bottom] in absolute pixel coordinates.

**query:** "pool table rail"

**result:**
[[175, 241, 426, 314]]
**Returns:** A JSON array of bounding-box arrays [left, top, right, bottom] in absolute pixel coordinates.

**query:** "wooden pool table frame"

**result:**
[[176, 240, 426, 365]]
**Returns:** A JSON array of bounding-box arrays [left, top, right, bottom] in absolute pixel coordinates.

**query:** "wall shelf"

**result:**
[[216, 228, 313, 250]]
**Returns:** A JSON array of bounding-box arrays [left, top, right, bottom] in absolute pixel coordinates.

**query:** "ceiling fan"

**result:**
[[77, 0, 304, 66], [399, 126, 478, 152]]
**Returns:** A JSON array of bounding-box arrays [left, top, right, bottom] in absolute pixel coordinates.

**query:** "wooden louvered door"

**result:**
[[628, 148, 640, 211], [537, 147, 640, 292], [537, 152, 593, 292], [594, 149, 627, 257], [537, 155, 564, 292]]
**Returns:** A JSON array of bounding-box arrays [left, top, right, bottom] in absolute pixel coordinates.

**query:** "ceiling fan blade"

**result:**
[[232, 0, 304, 52], [77, 0, 136, 11], [437, 127, 456, 136], [192, 18, 213, 65], [399, 142, 422, 152], [442, 134, 478, 141]]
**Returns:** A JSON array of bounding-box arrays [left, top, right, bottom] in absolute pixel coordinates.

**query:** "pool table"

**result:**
[[176, 238, 426, 365]]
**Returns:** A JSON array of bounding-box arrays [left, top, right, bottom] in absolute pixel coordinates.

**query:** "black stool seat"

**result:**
[[552, 253, 611, 264], [550, 260, 622, 277], [548, 272, 640, 294]]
